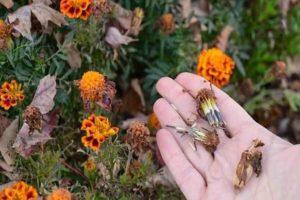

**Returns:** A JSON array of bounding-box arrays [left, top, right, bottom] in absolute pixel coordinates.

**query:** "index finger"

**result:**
[[175, 72, 255, 136]]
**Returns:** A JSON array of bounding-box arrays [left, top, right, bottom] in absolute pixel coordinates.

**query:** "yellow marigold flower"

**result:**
[[147, 112, 161, 130], [60, 0, 93, 20], [83, 158, 96, 171], [81, 114, 119, 151], [196, 48, 235, 88], [0, 80, 25, 110], [159, 13, 175, 34], [0, 181, 38, 200], [47, 188, 72, 200], [0, 19, 12, 51], [79, 71, 105, 102]]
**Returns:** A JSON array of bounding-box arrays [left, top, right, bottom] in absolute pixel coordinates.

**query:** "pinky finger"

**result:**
[[157, 129, 206, 200]]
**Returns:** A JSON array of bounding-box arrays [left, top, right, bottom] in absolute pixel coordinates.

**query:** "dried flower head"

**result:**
[[167, 124, 219, 153], [196, 88, 225, 128], [0, 80, 25, 110], [47, 188, 72, 200], [159, 13, 175, 34], [125, 121, 151, 155], [23, 105, 43, 133], [147, 112, 161, 130], [196, 48, 235, 88], [81, 114, 119, 151], [83, 158, 96, 171], [0, 181, 38, 200], [233, 139, 264, 189], [60, 0, 93, 20], [78, 71, 116, 111], [130, 7, 144, 35], [93, 0, 111, 17], [0, 19, 12, 51], [268, 61, 286, 79]]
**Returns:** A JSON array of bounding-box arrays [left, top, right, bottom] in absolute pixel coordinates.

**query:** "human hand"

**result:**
[[154, 72, 300, 200]]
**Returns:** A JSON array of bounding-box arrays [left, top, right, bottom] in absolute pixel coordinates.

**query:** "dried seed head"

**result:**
[[196, 88, 225, 129], [233, 139, 264, 189], [201, 131, 220, 153], [23, 105, 43, 133], [125, 121, 151, 155]]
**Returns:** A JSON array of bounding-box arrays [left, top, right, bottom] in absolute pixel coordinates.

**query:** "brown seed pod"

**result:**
[[196, 88, 231, 137], [23, 105, 43, 133], [233, 139, 264, 189]]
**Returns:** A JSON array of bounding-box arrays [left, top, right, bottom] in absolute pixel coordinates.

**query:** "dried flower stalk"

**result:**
[[233, 139, 264, 189], [167, 123, 219, 153]]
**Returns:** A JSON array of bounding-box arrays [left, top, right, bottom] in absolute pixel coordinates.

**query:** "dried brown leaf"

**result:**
[[31, 75, 56, 114], [111, 2, 132, 31], [64, 43, 81, 69], [0, 118, 19, 167], [215, 25, 234, 51], [105, 27, 136, 49], [0, 0, 13, 9], [96, 78, 116, 111], [13, 109, 59, 158], [0, 114, 12, 138], [7, 0, 67, 41]]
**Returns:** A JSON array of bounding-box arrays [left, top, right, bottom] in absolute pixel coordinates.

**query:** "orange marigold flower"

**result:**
[[147, 112, 161, 130], [0, 80, 25, 110], [0, 19, 12, 51], [83, 158, 96, 171], [79, 71, 105, 102], [0, 181, 38, 200], [81, 114, 119, 151], [196, 48, 235, 88], [60, 0, 93, 20], [159, 13, 175, 34], [47, 188, 72, 200]]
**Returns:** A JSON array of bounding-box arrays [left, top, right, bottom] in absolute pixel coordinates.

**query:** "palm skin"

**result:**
[[153, 73, 300, 200]]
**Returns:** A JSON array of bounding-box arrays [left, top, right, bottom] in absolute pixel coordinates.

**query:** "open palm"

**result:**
[[154, 73, 300, 200]]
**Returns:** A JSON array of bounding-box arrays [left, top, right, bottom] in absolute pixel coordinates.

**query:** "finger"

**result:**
[[175, 72, 255, 136], [154, 98, 213, 178], [157, 129, 206, 200], [156, 77, 229, 143]]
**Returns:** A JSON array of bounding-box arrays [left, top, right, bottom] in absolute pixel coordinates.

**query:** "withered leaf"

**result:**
[[111, 2, 132, 31], [96, 78, 116, 111], [0, 118, 19, 167], [64, 43, 82, 69], [0, 0, 13, 9], [215, 25, 234, 52], [105, 27, 136, 49], [233, 139, 264, 189], [7, 0, 67, 41], [30, 75, 56, 114], [13, 109, 59, 158], [0, 114, 12, 138]]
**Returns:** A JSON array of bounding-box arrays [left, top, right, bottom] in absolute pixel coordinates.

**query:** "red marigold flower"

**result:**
[[0, 80, 25, 110], [60, 0, 93, 20], [81, 114, 119, 151], [196, 48, 235, 88], [0, 181, 38, 200]]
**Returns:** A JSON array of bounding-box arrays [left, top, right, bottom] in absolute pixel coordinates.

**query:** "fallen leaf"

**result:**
[[146, 166, 177, 188], [215, 25, 234, 51], [64, 43, 81, 69], [7, 0, 67, 41], [30, 75, 56, 114], [0, 118, 19, 166], [0, 114, 12, 138], [131, 79, 145, 110], [111, 2, 132, 31], [13, 109, 59, 158], [105, 27, 136, 49], [0, 0, 13, 9]]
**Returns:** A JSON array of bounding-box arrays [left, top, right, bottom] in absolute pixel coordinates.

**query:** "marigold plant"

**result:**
[[81, 114, 119, 151], [47, 188, 72, 200], [0, 80, 25, 110], [60, 0, 93, 20], [0, 181, 38, 200], [196, 48, 235, 88], [83, 158, 96, 171]]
